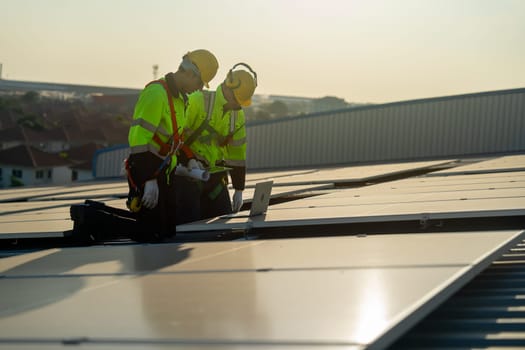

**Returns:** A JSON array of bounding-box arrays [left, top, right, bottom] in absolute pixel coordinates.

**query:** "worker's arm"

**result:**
[[229, 165, 246, 191], [127, 85, 166, 183]]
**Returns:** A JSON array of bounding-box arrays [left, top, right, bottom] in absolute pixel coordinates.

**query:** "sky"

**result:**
[[1, 0, 524, 104]]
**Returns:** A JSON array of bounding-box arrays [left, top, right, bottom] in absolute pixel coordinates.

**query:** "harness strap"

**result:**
[[126, 78, 183, 190], [184, 91, 216, 147], [152, 134, 172, 156], [219, 122, 245, 147], [125, 158, 138, 191], [186, 92, 245, 148], [144, 79, 181, 156]]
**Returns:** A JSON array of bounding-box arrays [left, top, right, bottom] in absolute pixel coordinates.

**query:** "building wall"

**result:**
[[246, 88, 525, 169], [93, 144, 129, 178], [90, 88, 525, 177], [72, 169, 94, 182], [0, 165, 42, 187], [0, 165, 25, 187], [0, 165, 72, 188], [32, 167, 54, 186], [51, 166, 71, 185]]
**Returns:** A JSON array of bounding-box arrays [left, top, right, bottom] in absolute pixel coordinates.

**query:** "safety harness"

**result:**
[[185, 91, 244, 149], [126, 78, 188, 212], [182, 91, 216, 148], [183, 91, 246, 201]]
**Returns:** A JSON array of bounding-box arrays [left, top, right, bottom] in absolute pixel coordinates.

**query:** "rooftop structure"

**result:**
[[0, 85, 524, 349], [0, 154, 524, 349]]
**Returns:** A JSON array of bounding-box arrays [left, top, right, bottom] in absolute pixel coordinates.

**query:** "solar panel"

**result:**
[[0, 219, 72, 239], [29, 185, 128, 201], [1, 230, 523, 349], [427, 155, 525, 176], [178, 171, 525, 233], [231, 183, 332, 204], [0, 198, 128, 239], [0, 184, 330, 240], [0, 180, 125, 203], [244, 160, 456, 187], [0, 160, 450, 239], [0, 156, 524, 349], [0, 199, 85, 216]]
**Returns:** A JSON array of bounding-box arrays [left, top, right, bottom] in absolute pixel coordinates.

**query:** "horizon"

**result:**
[[2, 77, 524, 108], [2, 0, 525, 104]]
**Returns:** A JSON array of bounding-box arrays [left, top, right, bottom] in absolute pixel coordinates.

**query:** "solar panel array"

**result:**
[[1, 156, 524, 349]]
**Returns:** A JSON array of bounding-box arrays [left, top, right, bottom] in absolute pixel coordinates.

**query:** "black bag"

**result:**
[[70, 200, 139, 242]]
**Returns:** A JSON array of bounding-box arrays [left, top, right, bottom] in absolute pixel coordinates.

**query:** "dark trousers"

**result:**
[[175, 172, 233, 225], [128, 170, 177, 242], [175, 175, 202, 225], [201, 172, 233, 219]]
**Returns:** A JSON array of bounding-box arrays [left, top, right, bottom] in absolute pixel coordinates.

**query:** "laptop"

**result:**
[[221, 180, 273, 219]]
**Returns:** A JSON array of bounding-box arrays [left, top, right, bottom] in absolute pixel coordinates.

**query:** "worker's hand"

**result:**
[[141, 179, 159, 209], [187, 158, 204, 170], [232, 190, 243, 212]]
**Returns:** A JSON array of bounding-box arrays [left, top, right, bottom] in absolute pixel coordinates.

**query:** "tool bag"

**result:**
[[69, 200, 139, 242]]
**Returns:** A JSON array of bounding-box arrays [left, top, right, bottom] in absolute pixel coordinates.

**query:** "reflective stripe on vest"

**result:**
[[131, 118, 170, 138], [144, 79, 181, 157]]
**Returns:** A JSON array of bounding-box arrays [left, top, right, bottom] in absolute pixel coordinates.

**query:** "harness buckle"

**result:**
[[172, 139, 183, 155]]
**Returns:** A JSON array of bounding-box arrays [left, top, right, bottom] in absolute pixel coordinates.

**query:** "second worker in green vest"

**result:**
[[175, 63, 257, 224]]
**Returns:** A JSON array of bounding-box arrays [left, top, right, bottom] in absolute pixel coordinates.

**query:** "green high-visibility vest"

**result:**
[[184, 86, 247, 168], [128, 79, 186, 173]]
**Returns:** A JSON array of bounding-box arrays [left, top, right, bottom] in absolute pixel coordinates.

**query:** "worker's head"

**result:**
[[179, 49, 219, 93], [223, 63, 257, 109]]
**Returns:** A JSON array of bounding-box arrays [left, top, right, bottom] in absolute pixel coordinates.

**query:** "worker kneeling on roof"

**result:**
[[126, 49, 219, 242], [175, 63, 257, 224]]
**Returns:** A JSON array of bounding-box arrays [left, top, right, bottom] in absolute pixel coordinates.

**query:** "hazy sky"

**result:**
[[1, 0, 524, 103]]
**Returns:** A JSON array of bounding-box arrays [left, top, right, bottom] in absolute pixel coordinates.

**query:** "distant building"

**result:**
[[0, 126, 68, 152], [0, 141, 106, 187], [0, 145, 72, 188], [251, 94, 360, 118], [0, 79, 140, 99], [66, 142, 105, 182], [0, 78, 356, 117]]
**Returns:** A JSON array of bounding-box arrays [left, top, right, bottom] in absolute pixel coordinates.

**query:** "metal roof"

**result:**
[[0, 155, 524, 349], [387, 237, 525, 349]]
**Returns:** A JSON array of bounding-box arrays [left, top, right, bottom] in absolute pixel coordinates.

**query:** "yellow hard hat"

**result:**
[[185, 49, 219, 88], [225, 63, 258, 107]]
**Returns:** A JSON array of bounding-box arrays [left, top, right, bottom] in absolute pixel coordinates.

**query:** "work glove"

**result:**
[[187, 158, 204, 170], [141, 179, 159, 209], [232, 190, 243, 212]]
